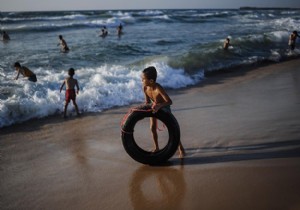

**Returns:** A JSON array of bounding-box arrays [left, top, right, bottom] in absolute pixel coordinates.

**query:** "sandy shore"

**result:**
[[1, 59, 300, 210]]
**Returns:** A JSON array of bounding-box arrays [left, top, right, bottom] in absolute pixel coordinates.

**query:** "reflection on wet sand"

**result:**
[[129, 166, 186, 210]]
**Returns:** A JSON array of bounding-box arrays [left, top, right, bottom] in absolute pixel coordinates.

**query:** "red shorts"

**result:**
[[65, 89, 76, 103]]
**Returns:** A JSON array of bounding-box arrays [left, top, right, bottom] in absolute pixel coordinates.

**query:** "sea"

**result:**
[[1, 9, 300, 127]]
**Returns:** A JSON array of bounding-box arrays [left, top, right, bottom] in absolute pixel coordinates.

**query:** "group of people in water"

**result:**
[[2, 23, 125, 121], [222, 30, 300, 51], [100, 23, 123, 37]]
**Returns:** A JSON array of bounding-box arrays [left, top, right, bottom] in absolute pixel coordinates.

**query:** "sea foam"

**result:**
[[0, 62, 199, 127]]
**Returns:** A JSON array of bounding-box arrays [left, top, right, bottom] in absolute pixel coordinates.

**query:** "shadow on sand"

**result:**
[[162, 139, 300, 166]]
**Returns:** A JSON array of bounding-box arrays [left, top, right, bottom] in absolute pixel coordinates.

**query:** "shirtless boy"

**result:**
[[141, 66, 185, 158], [223, 38, 230, 50], [58, 35, 69, 52], [60, 68, 80, 118], [289, 31, 300, 51], [14, 62, 37, 82], [2, 31, 10, 41]]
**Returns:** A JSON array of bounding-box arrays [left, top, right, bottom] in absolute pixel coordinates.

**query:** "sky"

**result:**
[[0, 0, 300, 11]]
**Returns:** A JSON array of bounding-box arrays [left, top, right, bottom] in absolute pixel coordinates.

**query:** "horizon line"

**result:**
[[1, 6, 300, 13]]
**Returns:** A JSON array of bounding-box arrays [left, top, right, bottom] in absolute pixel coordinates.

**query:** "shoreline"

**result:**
[[1, 58, 300, 210]]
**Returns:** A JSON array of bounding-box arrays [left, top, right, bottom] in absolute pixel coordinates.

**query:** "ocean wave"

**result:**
[[0, 19, 124, 32], [167, 31, 300, 74], [0, 14, 87, 23], [0, 62, 200, 127], [135, 10, 165, 16]]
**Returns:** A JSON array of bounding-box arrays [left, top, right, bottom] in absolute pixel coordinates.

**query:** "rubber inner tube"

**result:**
[[121, 104, 180, 165]]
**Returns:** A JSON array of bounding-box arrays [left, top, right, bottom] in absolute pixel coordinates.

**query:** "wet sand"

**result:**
[[1, 59, 300, 210]]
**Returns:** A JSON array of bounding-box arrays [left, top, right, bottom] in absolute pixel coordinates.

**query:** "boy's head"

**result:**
[[142, 66, 157, 82], [59, 35, 63, 39], [68, 68, 75, 76], [14, 62, 21, 70], [14, 62, 21, 68]]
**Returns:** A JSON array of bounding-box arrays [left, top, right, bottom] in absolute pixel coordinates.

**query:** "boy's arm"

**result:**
[[75, 80, 79, 94], [15, 70, 20, 80], [60, 81, 65, 93], [152, 85, 172, 113], [143, 86, 151, 104]]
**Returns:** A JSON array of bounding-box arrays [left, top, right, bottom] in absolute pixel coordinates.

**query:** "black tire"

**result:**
[[121, 107, 180, 165]]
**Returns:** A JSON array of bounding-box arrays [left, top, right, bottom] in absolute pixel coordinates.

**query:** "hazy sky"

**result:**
[[1, 0, 300, 11]]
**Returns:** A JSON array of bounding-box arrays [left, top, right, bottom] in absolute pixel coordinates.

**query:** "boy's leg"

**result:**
[[72, 100, 80, 116], [178, 141, 185, 159], [63, 101, 69, 118], [150, 117, 159, 151]]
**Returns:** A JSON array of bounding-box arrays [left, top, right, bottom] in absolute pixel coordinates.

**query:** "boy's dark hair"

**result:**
[[143, 66, 157, 81], [14, 62, 21, 67], [59, 35, 63, 39], [68, 68, 75, 76]]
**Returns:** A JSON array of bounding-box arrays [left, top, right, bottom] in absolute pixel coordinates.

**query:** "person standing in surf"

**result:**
[[100, 26, 108, 37], [60, 68, 80, 118], [58, 35, 69, 53], [141, 66, 185, 158], [117, 23, 123, 36], [288, 31, 300, 51], [1, 31, 10, 41], [223, 37, 230, 50]]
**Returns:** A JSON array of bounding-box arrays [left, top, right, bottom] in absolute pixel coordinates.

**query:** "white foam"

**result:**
[[0, 63, 200, 127], [137, 10, 164, 16]]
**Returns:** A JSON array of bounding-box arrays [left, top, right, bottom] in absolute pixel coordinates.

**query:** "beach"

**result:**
[[1, 59, 300, 210]]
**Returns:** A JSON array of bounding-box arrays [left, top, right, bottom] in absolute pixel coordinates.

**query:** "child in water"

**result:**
[[60, 68, 80, 118], [288, 31, 300, 51], [141, 66, 185, 158], [14, 62, 37, 82], [223, 38, 230, 50], [58, 35, 69, 53]]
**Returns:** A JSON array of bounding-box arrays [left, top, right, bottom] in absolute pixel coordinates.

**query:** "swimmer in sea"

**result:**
[[223, 38, 230, 50], [58, 35, 69, 53], [288, 31, 300, 51], [1, 31, 10, 41], [117, 23, 123, 36], [100, 26, 108, 37]]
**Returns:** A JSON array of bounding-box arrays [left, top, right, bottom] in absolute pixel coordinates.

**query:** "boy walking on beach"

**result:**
[[60, 68, 80, 118], [141, 66, 185, 158]]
